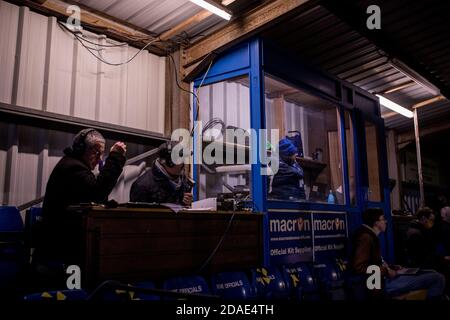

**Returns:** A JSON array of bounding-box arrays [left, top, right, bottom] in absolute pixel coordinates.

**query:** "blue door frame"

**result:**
[[192, 37, 393, 264]]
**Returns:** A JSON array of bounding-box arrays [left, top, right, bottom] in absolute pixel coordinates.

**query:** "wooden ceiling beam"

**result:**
[[412, 95, 445, 109], [182, 0, 314, 68], [160, 0, 236, 41]]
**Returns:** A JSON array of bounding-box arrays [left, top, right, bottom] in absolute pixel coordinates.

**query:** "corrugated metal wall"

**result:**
[[0, 122, 152, 207], [0, 1, 166, 207], [0, 1, 166, 132]]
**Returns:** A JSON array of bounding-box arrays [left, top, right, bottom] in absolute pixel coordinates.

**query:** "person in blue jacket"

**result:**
[[269, 138, 305, 201]]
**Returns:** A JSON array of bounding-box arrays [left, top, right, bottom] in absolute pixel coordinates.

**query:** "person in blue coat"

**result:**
[[270, 138, 305, 201]]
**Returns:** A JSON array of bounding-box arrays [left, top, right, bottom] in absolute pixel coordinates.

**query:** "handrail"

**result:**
[[17, 147, 160, 211]]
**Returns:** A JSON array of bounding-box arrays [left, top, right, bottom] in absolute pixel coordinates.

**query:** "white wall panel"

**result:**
[[0, 1, 19, 104], [46, 17, 75, 115], [99, 39, 128, 125], [125, 47, 149, 130], [15, 8, 48, 109], [73, 35, 99, 120]]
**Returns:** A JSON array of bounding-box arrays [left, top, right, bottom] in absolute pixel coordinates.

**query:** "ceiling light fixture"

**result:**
[[189, 0, 232, 20], [376, 94, 413, 118]]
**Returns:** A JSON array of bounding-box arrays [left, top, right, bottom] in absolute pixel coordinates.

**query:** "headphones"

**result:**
[[158, 141, 176, 168], [72, 128, 97, 156]]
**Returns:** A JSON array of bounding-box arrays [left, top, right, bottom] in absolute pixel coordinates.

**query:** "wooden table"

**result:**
[[68, 206, 264, 289]]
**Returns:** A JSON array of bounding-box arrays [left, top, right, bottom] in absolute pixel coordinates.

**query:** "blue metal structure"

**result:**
[[192, 38, 393, 265]]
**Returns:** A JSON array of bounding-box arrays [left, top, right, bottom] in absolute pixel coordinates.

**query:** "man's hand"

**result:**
[[110, 141, 127, 156], [391, 265, 403, 271], [387, 267, 397, 279], [183, 193, 193, 206]]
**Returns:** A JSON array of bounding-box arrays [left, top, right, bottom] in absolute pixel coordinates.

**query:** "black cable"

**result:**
[[167, 53, 199, 108], [196, 211, 236, 274], [58, 21, 161, 66]]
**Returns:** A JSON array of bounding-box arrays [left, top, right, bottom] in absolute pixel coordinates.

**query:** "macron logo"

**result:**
[[270, 217, 311, 233]]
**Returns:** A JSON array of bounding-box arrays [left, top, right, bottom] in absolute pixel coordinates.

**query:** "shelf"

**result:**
[[297, 157, 327, 172], [215, 164, 251, 174]]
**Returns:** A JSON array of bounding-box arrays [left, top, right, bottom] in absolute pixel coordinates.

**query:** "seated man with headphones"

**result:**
[[130, 141, 193, 206], [35, 128, 126, 269]]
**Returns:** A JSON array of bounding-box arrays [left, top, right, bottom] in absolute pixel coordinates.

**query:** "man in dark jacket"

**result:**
[[440, 206, 450, 255], [406, 207, 450, 292], [130, 141, 193, 206], [36, 128, 126, 265], [269, 138, 305, 201], [350, 208, 445, 299]]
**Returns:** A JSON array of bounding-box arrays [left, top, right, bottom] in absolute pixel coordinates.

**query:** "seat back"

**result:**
[[0, 206, 23, 235], [252, 266, 290, 300], [292, 263, 320, 300], [24, 289, 88, 301], [162, 275, 210, 300], [211, 271, 255, 300], [313, 260, 346, 300], [0, 206, 25, 290]]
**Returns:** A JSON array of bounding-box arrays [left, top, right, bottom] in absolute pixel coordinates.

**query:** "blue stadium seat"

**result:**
[[24, 289, 88, 301], [0, 206, 23, 235], [282, 265, 303, 300], [211, 271, 255, 300], [162, 275, 210, 300], [313, 260, 347, 300], [133, 281, 160, 301], [0, 206, 25, 291], [98, 283, 139, 301], [293, 263, 320, 300], [251, 267, 290, 300]]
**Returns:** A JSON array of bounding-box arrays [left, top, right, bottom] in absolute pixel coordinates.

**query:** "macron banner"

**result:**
[[312, 212, 348, 261], [268, 211, 348, 265], [268, 212, 313, 264]]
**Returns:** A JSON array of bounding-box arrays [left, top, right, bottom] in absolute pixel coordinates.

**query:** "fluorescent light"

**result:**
[[190, 0, 232, 20], [376, 94, 413, 118]]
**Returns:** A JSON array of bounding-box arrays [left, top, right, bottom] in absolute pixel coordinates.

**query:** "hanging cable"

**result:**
[[58, 21, 161, 66]]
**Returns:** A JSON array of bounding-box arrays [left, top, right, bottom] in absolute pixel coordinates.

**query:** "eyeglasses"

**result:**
[[91, 148, 104, 159]]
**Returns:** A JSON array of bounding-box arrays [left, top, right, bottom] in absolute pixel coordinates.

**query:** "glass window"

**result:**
[[344, 111, 357, 206], [365, 121, 383, 202], [264, 75, 345, 204], [195, 75, 252, 205]]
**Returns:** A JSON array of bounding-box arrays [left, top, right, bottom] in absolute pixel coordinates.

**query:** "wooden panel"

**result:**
[[76, 207, 264, 289]]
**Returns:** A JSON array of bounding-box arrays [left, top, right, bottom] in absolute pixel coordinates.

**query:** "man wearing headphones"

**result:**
[[130, 140, 193, 206], [36, 128, 126, 268]]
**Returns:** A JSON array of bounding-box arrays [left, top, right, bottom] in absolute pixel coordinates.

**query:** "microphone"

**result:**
[[98, 159, 105, 171], [185, 176, 196, 192]]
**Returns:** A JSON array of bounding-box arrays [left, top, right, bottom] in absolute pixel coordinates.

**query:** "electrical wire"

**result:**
[[58, 21, 161, 66], [167, 53, 213, 137], [196, 211, 236, 274]]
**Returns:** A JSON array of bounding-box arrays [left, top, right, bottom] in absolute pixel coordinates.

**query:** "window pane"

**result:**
[[365, 121, 383, 202], [196, 76, 252, 204], [344, 111, 357, 206], [264, 75, 345, 204]]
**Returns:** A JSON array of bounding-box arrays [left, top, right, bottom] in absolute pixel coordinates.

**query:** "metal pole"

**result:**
[[413, 108, 425, 207]]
